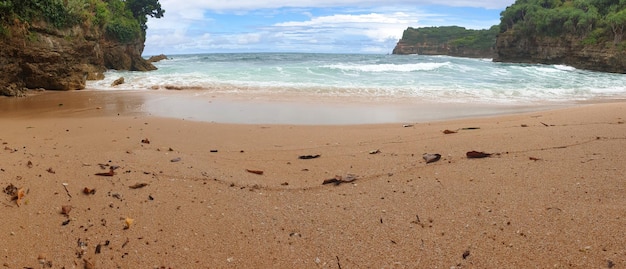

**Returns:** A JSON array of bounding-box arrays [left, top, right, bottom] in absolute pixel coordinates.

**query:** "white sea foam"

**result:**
[[86, 53, 626, 104], [323, 62, 449, 72]]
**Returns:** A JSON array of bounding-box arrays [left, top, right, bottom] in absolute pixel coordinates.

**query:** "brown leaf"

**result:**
[[83, 187, 96, 195], [442, 129, 457, 134], [15, 188, 25, 207], [298, 154, 320, 159], [466, 151, 492, 158], [95, 168, 115, 177], [129, 183, 148, 189], [529, 157, 542, 161], [246, 169, 264, 175]]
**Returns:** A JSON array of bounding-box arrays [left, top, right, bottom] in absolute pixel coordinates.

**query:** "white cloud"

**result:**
[[144, 0, 513, 54], [157, 0, 514, 12]]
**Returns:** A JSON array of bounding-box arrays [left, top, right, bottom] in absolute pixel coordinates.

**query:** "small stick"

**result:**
[[62, 183, 72, 198], [336, 256, 342, 269]]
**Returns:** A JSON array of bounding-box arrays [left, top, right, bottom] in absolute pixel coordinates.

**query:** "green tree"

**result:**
[[606, 8, 626, 43], [125, 0, 164, 30]]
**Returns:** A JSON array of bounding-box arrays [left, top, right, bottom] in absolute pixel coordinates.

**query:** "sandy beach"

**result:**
[[1, 91, 625, 268]]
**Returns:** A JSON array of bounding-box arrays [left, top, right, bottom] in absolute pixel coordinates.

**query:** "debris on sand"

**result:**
[[61, 205, 72, 216], [422, 153, 441, 164], [95, 167, 117, 177], [246, 169, 264, 175], [124, 217, 134, 230], [299, 154, 320, 160], [5, 184, 25, 207], [83, 187, 96, 195], [141, 138, 150, 144], [129, 183, 148, 189], [466, 151, 492, 159], [443, 129, 457, 134], [322, 174, 358, 186], [369, 149, 381, 154], [170, 157, 181, 162]]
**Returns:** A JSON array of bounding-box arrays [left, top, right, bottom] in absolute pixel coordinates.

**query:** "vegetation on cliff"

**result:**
[[400, 26, 499, 51], [0, 0, 165, 95], [392, 26, 498, 58], [0, 0, 163, 42], [500, 0, 626, 46], [496, 0, 626, 73]]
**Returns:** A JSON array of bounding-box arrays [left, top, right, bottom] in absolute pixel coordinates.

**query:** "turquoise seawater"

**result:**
[[88, 53, 626, 104]]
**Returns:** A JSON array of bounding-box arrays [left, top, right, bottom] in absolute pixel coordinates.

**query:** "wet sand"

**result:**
[[0, 91, 625, 268], [0, 90, 565, 124]]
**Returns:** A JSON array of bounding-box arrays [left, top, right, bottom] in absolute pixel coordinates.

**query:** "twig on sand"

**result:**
[[62, 183, 72, 199]]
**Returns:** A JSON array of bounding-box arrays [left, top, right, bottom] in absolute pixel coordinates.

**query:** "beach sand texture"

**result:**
[[1, 99, 625, 268]]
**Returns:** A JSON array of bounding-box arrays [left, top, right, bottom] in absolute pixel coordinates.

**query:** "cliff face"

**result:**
[[393, 41, 495, 58], [0, 20, 155, 96], [392, 26, 497, 59], [494, 31, 626, 73]]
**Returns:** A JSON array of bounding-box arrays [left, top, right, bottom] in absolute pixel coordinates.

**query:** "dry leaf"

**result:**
[[129, 183, 148, 189], [466, 151, 492, 158], [246, 169, 264, 175], [443, 129, 457, 134], [15, 188, 25, 207], [298, 154, 320, 159], [124, 217, 134, 229], [529, 157, 542, 161], [83, 187, 96, 195], [95, 167, 115, 176]]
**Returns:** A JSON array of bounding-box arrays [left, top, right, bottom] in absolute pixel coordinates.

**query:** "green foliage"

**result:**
[[401, 26, 498, 51], [0, 24, 8, 37], [125, 0, 164, 30], [93, 1, 111, 27], [106, 16, 141, 43], [0, 0, 164, 41], [500, 0, 626, 45]]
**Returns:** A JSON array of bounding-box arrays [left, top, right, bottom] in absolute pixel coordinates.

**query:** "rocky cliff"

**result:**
[[494, 31, 626, 73], [0, 20, 155, 96], [393, 40, 494, 58], [392, 26, 497, 59]]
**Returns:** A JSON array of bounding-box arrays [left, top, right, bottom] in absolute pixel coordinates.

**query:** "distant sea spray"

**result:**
[[88, 53, 626, 104]]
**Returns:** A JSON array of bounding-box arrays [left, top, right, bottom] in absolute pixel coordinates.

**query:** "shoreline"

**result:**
[[0, 91, 625, 267], [0, 89, 578, 125]]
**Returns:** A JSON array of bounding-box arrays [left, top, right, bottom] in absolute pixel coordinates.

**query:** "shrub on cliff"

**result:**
[[500, 0, 626, 45], [0, 0, 164, 41], [399, 26, 497, 51]]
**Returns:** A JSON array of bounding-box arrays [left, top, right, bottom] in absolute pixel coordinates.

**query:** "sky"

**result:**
[[143, 0, 517, 56]]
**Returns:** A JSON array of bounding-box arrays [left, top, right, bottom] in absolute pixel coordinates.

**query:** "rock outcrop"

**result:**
[[147, 54, 168, 63], [494, 31, 626, 73], [0, 20, 156, 96]]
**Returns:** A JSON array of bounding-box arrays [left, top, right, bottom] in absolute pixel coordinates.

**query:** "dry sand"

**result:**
[[1, 93, 625, 268]]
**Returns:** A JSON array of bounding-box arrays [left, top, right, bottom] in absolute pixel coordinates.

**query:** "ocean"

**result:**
[[88, 53, 626, 105]]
